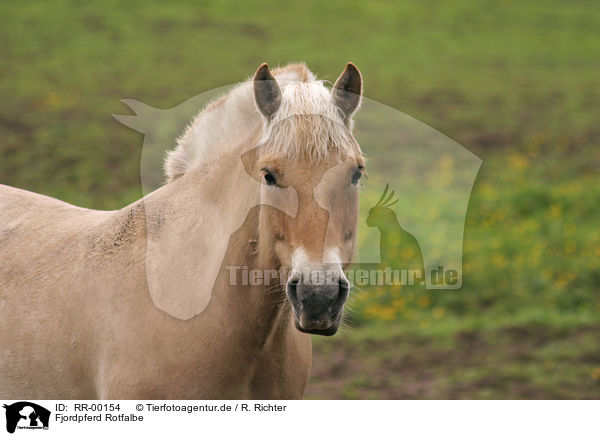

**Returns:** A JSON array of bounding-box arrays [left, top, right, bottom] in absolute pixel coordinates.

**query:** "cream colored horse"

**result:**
[[0, 62, 364, 399]]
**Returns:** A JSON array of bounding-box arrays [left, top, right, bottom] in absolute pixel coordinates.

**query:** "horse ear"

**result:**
[[332, 62, 362, 121], [253, 63, 281, 118]]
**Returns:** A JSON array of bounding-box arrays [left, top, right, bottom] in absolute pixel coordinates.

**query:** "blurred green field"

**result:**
[[1, 0, 599, 398]]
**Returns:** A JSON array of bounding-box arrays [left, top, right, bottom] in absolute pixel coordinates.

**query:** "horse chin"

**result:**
[[293, 312, 342, 336]]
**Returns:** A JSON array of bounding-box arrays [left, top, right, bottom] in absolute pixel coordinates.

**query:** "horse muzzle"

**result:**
[[286, 275, 349, 336]]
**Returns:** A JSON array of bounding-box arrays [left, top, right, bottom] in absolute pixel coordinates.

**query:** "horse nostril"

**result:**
[[287, 277, 300, 306], [339, 278, 349, 291], [334, 278, 350, 308]]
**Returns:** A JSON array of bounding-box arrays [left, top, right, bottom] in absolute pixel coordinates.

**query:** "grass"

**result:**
[[1, 0, 599, 398], [307, 311, 600, 399], [1, 0, 599, 209]]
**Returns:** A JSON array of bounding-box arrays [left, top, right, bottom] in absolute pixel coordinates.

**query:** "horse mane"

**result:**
[[164, 63, 361, 182]]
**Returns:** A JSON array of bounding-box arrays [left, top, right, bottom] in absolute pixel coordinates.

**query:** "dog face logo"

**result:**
[[2, 402, 50, 433]]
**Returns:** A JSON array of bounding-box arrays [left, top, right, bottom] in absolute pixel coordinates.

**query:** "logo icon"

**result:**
[[2, 402, 50, 434]]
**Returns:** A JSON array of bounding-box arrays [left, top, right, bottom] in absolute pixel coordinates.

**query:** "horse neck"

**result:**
[[218, 205, 291, 347], [146, 145, 291, 342]]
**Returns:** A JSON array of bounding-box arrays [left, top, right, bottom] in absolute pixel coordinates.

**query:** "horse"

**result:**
[[0, 62, 364, 399]]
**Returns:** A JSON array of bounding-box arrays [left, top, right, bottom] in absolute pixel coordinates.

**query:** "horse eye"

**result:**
[[263, 170, 277, 186], [352, 167, 363, 185]]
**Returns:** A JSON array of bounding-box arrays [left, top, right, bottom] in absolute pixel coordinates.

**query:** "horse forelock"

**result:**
[[257, 80, 361, 163], [164, 63, 361, 182]]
